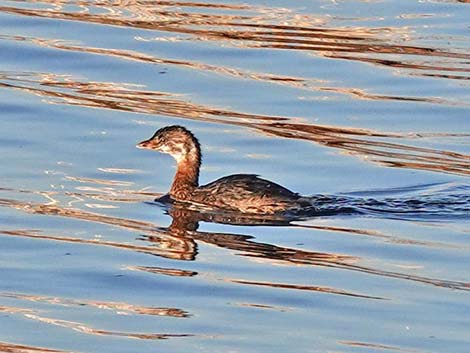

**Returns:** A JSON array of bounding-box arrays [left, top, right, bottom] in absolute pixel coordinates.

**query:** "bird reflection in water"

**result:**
[[0, 190, 469, 293], [144, 199, 355, 266], [141, 198, 470, 294]]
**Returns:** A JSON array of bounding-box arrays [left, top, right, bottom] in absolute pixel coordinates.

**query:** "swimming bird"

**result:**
[[137, 125, 312, 214]]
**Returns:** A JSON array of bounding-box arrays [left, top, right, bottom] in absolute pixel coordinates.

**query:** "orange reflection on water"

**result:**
[[229, 279, 385, 300], [0, 305, 35, 315], [0, 341, 75, 353], [1, 292, 190, 317], [22, 313, 192, 340], [11, 34, 465, 106], [236, 302, 289, 312], [1, 195, 469, 295], [127, 265, 197, 277], [0, 295, 192, 341], [1, 0, 468, 80], [0, 71, 468, 176], [339, 340, 422, 353]]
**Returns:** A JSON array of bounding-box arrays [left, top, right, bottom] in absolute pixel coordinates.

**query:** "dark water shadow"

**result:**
[[337, 182, 470, 222]]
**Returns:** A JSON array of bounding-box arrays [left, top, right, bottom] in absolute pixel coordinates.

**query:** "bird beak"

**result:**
[[136, 139, 151, 149]]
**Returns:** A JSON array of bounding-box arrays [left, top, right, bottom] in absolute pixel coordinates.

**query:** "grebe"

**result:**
[[137, 125, 311, 214]]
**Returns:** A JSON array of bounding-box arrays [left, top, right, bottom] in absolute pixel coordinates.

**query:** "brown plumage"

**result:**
[[137, 125, 311, 214]]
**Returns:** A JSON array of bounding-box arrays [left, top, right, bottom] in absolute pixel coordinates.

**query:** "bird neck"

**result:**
[[170, 154, 200, 200]]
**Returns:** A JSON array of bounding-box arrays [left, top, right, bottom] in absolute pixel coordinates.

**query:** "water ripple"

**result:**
[[0, 71, 468, 176], [0, 190, 469, 294], [1, 0, 468, 80]]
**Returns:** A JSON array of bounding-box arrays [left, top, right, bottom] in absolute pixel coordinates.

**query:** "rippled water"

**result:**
[[1, 0, 469, 352]]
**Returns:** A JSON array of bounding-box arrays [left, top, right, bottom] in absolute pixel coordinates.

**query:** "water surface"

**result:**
[[0, 0, 469, 352]]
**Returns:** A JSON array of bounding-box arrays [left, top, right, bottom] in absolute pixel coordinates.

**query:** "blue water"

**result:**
[[0, 0, 469, 352]]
